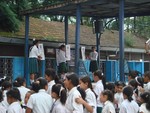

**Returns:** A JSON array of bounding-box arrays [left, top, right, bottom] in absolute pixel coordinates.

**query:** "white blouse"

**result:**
[[90, 51, 98, 60], [29, 45, 40, 58], [7, 101, 23, 113], [139, 103, 150, 113], [102, 101, 116, 113]]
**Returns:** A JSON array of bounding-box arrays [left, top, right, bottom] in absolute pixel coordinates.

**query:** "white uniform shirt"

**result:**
[[93, 80, 104, 107], [84, 88, 97, 113], [90, 51, 98, 60], [1, 90, 9, 109], [27, 89, 53, 113], [47, 80, 55, 95], [51, 99, 70, 113], [102, 101, 116, 113], [0, 103, 6, 113], [119, 99, 139, 113], [65, 87, 83, 113], [144, 82, 150, 92], [57, 50, 66, 64], [7, 101, 23, 113], [29, 45, 40, 58], [114, 92, 124, 108], [139, 103, 150, 113], [18, 86, 30, 104]]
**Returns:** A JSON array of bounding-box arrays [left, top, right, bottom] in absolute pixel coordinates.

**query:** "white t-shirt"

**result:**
[[29, 45, 40, 58], [102, 101, 116, 113], [119, 99, 139, 113], [93, 80, 104, 107], [139, 103, 150, 113], [57, 50, 66, 64], [27, 89, 53, 113], [114, 92, 124, 108], [90, 51, 98, 60], [7, 101, 24, 113], [84, 88, 97, 113], [18, 86, 30, 104], [51, 99, 70, 113], [65, 87, 83, 113], [47, 80, 55, 95], [0, 103, 7, 113]]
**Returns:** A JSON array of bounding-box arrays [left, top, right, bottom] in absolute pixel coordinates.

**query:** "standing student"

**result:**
[[143, 71, 150, 92], [119, 86, 139, 113], [89, 46, 98, 73], [100, 90, 116, 113], [45, 68, 56, 95], [139, 92, 150, 113], [29, 39, 42, 81], [93, 70, 105, 113], [76, 76, 97, 113], [26, 78, 53, 113], [6, 88, 24, 113], [64, 73, 83, 113], [57, 44, 67, 79], [128, 70, 139, 81], [0, 90, 6, 113], [50, 84, 70, 113]]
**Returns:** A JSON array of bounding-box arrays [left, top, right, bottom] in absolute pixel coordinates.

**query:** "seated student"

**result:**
[[50, 84, 70, 113], [26, 78, 53, 113], [0, 90, 6, 113], [139, 92, 150, 113], [64, 73, 83, 113], [6, 87, 24, 113], [100, 90, 116, 113], [119, 86, 139, 113]]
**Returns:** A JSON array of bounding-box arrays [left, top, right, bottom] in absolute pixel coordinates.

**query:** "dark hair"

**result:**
[[106, 82, 115, 94], [36, 78, 48, 90], [128, 79, 138, 89], [6, 87, 21, 102], [128, 70, 139, 79], [0, 90, 3, 102], [140, 92, 150, 111], [31, 82, 40, 93], [135, 76, 144, 87], [115, 81, 125, 87], [123, 86, 133, 102], [33, 39, 39, 45], [59, 45, 65, 49], [144, 71, 150, 79], [101, 90, 114, 102], [52, 84, 67, 105], [45, 68, 56, 80], [66, 73, 79, 86], [93, 70, 106, 89], [80, 76, 97, 98], [13, 77, 25, 87], [1, 81, 12, 91], [77, 86, 86, 101]]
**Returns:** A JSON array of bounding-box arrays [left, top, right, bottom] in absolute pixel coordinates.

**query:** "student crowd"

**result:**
[[0, 69, 150, 113]]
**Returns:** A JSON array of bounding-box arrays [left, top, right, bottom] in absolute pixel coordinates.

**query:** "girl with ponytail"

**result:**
[[6, 87, 24, 113], [50, 84, 69, 113], [139, 92, 150, 113], [119, 86, 139, 113]]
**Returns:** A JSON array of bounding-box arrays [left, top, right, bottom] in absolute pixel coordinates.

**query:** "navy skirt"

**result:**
[[29, 58, 39, 74], [89, 60, 98, 72]]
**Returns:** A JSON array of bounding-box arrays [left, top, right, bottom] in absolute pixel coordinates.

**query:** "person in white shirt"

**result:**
[[64, 73, 83, 113], [29, 39, 42, 80], [45, 68, 56, 95], [50, 84, 70, 113], [26, 78, 53, 113], [114, 81, 125, 111], [119, 86, 139, 113], [89, 46, 98, 73], [0, 90, 6, 113], [143, 71, 150, 92], [6, 88, 24, 113], [100, 90, 116, 113], [13, 77, 30, 105], [57, 45, 67, 79], [76, 76, 97, 113], [139, 92, 150, 113], [93, 70, 105, 113]]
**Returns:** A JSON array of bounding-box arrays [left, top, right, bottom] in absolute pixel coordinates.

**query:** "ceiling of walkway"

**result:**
[[21, 0, 150, 18]]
